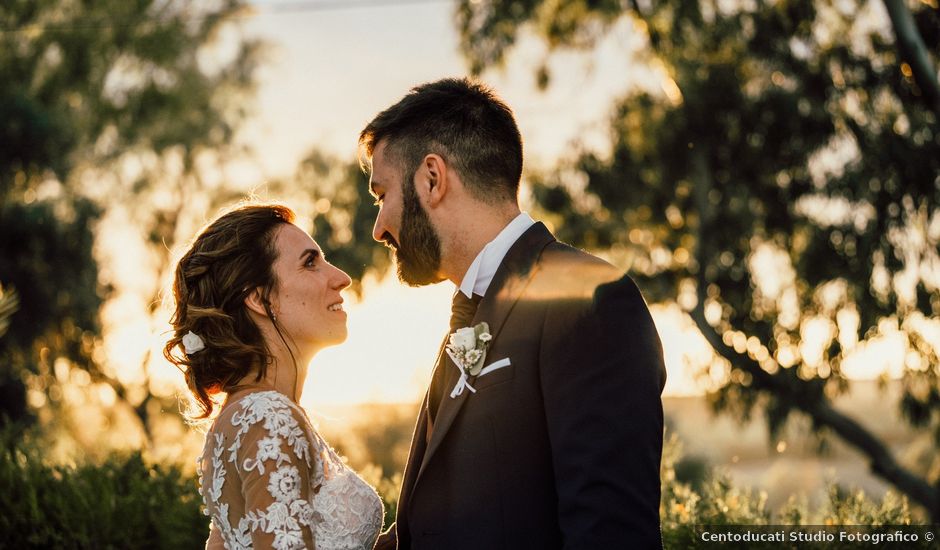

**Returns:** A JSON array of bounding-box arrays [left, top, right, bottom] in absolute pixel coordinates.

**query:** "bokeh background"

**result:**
[[1, 0, 938, 545]]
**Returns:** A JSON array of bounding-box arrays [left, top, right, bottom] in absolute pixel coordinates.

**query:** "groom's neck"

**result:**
[[438, 201, 520, 286]]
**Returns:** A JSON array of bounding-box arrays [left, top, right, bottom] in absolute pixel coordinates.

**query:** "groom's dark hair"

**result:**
[[359, 77, 523, 203]]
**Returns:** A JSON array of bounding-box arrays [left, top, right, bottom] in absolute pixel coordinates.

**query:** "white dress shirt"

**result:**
[[458, 212, 537, 298]]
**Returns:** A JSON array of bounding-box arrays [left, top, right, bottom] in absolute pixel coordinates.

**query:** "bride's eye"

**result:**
[[304, 252, 319, 269]]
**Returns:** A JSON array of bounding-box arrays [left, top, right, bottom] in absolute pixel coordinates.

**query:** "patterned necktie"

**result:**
[[429, 291, 484, 428]]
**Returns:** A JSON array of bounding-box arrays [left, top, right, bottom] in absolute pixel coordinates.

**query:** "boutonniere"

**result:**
[[445, 322, 492, 398]]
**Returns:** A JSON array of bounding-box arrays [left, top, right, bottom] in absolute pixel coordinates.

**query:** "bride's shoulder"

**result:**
[[206, 390, 328, 479], [213, 390, 322, 448]]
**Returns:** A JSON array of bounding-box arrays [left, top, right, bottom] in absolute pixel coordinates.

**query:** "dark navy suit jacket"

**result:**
[[376, 222, 666, 550]]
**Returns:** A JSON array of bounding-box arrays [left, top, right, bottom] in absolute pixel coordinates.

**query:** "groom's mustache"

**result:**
[[380, 232, 400, 251]]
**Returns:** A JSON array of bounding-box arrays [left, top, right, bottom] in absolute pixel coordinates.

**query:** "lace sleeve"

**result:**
[[230, 392, 324, 550]]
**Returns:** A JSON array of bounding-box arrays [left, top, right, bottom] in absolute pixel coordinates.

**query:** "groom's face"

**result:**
[[370, 140, 444, 286]]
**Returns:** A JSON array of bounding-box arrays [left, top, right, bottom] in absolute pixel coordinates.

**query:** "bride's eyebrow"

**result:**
[[299, 249, 320, 262]]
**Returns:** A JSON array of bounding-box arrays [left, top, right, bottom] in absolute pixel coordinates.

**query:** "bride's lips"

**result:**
[[327, 300, 345, 314]]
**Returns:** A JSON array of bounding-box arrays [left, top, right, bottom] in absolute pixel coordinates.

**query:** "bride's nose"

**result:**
[[330, 265, 352, 290]]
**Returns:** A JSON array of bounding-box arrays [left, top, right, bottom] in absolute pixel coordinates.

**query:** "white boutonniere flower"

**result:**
[[445, 322, 492, 398]]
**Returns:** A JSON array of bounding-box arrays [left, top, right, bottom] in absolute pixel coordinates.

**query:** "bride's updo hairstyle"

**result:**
[[164, 202, 295, 419]]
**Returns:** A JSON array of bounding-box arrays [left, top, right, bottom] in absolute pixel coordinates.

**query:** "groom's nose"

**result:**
[[372, 216, 384, 243], [372, 212, 393, 245]]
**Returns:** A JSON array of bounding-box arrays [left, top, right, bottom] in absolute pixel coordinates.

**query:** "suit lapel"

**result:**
[[411, 223, 556, 492], [396, 403, 427, 523], [397, 334, 449, 516]]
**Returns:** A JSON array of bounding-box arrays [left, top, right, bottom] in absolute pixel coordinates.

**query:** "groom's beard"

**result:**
[[394, 176, 444, 287]]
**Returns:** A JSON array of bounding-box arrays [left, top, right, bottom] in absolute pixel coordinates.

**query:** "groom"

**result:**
[[362, 78, 666, 549]]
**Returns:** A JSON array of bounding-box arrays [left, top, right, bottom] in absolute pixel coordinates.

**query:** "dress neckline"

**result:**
[[212, 385, 299, 425]]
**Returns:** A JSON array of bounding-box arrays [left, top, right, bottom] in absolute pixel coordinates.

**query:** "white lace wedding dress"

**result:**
[[196, 389, 384, 550]]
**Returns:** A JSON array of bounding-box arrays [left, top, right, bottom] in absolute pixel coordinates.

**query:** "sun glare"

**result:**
[[300, 273, 453, 408]]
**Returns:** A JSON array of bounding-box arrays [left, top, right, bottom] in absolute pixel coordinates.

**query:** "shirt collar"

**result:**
[[458, 212, 537, 298]]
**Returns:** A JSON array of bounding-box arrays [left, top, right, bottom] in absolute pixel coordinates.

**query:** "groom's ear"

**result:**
[[420, 153, 448, 208]]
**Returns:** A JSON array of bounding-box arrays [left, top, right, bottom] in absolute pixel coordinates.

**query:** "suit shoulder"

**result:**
[[530, 241, 622, 300]]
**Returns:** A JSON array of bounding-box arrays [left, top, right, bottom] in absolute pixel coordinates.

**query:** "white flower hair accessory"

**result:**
[[181, 331, 206, 355]]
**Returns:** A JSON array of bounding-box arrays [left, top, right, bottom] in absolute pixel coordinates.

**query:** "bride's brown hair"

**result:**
[[164, 202, 295, 419]]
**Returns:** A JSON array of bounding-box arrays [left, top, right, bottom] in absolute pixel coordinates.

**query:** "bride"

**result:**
[[164, 202, 383, 549]]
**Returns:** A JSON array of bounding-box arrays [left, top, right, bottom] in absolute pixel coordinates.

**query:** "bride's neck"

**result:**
[[232, 352, 312, 404]]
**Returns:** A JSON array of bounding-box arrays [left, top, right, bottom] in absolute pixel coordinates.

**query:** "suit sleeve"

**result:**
[[373, 523, 397, 550], [539, 273, 666, 549]]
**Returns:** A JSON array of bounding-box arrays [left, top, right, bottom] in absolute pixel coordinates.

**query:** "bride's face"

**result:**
[[268, 224, 352, 354]]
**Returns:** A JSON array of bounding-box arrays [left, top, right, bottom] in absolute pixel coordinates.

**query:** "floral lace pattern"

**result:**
[[197, 391, 383, 550]]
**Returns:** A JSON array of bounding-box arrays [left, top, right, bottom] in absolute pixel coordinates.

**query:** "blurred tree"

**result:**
[[0, 284, 17, 339], [457, 0, 940, 520], [0, 0, 261, 445], [0, 199, 99, 427], [0, 283, 27, 425]]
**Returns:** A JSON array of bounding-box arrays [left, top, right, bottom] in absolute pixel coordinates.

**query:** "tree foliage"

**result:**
[[0, 0, 261, 435], [457, 0, 940, 519], [0, 199, 100, 424]]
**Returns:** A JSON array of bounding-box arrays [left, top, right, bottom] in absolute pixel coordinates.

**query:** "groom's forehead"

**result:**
[[368, 158, 392, 193], [371, 139, 399, 170]]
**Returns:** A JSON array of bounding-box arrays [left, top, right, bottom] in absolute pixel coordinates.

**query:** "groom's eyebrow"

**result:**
[[368, 179, 381, 197]]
